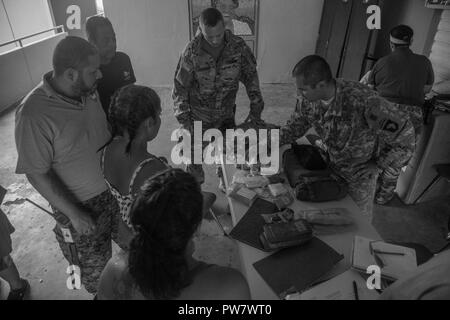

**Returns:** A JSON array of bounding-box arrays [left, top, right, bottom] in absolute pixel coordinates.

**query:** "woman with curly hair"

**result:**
[[102, 85, 215, 250], [97, 169, 250, 300]]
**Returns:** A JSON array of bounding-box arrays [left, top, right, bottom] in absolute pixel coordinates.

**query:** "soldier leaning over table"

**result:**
[[280, 55, 415, 219]]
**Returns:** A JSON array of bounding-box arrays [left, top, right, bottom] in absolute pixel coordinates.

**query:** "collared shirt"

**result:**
[[173, 30, 264, 127], [280, 79, 415, 182], [15, 72, 111, 202], [369, 47, 434, 106], [97, 51, 136, 115]]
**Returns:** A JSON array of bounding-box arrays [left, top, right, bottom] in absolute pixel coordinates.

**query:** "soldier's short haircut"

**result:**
[[53, 36, 98, 77], [200, 8, 224, 27], [390, 25, 413, 47], [85, 16, 114, 43], [292, 55, 333, 88]]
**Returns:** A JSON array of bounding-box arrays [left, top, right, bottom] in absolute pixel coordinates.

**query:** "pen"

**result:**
[[373, 250, 405, 256], [352, 281, 359, 300]]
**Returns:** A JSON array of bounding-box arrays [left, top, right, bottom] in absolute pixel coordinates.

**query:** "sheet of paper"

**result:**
[[286, 269, 380, 300], [236, 187, 257, 199], [352, 236, 417, 280]]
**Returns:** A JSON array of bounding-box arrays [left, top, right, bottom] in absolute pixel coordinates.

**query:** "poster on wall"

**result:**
[[425, 0, 450, 9], [188, 0, 259, 56]]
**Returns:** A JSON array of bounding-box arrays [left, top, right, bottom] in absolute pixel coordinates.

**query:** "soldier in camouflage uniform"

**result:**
[[280, 55, 415, 218], [173, 7, 264, 183]]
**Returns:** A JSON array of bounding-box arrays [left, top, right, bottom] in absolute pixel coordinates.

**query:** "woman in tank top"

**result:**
[[102, 84, 218, 250], [97, 169, 250, 300], [101, 85, 169, 249]]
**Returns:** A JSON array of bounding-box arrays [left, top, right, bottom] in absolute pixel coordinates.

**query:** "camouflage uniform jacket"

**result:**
[[280, 79, 415, 183], [173, 30, 264, 128]]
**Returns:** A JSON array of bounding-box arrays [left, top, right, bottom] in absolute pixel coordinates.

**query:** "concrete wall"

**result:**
[[0, 32, 67, 113], [103, 0, 324, 86], [0, 47, 33, 112], [2, 0, 55, 46], [103, 0, 190, 87], [0, 3, 16, 53], [257, 0, 323, 83]]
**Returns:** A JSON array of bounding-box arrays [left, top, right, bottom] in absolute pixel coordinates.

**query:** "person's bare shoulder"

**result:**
[[97, 251, 130, 300], [131, 156, 169, 193], [201, 266, 251, 300]]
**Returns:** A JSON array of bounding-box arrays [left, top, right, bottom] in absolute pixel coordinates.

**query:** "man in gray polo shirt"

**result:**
[[15, 36, 119, 295]]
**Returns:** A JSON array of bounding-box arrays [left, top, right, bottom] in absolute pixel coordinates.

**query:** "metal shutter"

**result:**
[[429, 10, 450, 84]]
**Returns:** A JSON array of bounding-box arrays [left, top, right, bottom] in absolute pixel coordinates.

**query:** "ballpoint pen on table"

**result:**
[[352, 281, 359, 300], [373, 250, 405, 256]]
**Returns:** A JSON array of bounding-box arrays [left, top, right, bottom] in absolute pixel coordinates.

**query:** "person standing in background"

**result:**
[[86, 16, 136, 116], [368, 25, 434, 138]]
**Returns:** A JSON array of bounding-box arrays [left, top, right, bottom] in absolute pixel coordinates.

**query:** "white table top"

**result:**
[[221, 162, 382, 300]]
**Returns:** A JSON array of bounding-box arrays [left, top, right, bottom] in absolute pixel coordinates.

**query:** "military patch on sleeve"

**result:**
[[382, 119, 400, 133], [365, 96, 404, 134]]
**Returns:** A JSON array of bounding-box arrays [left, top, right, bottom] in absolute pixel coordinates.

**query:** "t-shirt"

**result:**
[[15, 72, 111, 202], [379, 250, 450, 300], [369, 48, 434, 106], [97, 51, 136, 115]]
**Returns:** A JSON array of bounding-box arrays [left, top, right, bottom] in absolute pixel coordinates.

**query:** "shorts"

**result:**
[[52, 190, 119, 294], [0, 208, 15, 260]]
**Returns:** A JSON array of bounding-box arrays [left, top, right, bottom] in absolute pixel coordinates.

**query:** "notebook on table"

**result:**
[[229, 198, 279, 252], [351, 236, 418, 281], [0, 185, 6, 205], [286, 269, 380, 300], [253, 237, 344, 299]]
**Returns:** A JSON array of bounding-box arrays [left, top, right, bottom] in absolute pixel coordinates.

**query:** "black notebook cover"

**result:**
[[0, 185, 6, 205], [253, 237, 344, 298], [229, 198, 278, 252]]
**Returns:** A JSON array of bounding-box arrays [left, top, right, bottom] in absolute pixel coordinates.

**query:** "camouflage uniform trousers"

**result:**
[[334, 167, 378, 220], [0, 208, 15, 270], [52, 190, 119, 294], [374, 152, 414, 205], [394, 103, 423, 144], [374, 104, 422, 205], [183, 114, 236, 185]]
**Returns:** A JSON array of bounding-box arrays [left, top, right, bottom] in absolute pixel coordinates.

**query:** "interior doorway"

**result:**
[[315, 0, 381, 81]]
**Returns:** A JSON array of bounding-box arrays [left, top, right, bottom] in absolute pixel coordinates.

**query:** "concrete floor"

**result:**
[[1, 84, 449, 299]]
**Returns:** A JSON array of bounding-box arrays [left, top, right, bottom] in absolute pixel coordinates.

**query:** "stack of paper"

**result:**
[[286, 269, 380, 300], [351, 236, 418, 281]]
